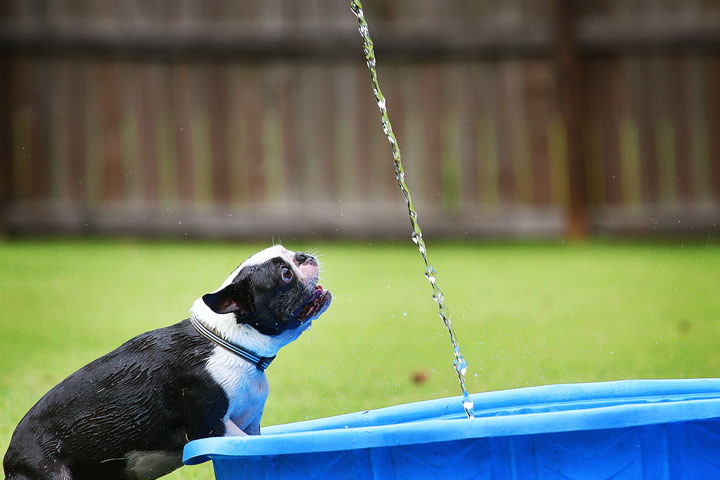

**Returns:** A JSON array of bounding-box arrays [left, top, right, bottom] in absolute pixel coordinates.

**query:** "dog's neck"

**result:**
[[190, 298, 311, 359]]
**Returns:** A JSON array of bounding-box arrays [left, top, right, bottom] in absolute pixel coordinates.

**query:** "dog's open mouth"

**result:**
[[297, 285, 332, 322]]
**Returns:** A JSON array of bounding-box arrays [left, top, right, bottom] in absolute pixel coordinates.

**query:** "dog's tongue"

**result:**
[[310, 285, 324, 304], [298, 285, 327, 320]]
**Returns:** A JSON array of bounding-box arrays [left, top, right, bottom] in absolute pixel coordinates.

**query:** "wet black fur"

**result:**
[[3, 321, 222, 480]]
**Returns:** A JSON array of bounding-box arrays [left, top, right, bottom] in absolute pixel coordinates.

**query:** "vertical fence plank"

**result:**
[[226, 65, 247, 206], [399, 63, 424, 208], [98, 60, 124, 202], [119, 61, 140, 204], [707, 56, 720, 203], [420, 62, 443, 204], [296, 65, 317, 203], [601, 59, 623, 206], [654, 59, 677, 205], [670, 57, 694, 203], [260, 64, 283, 204], [190, 65, 213, 206], [31, 59, 51, 202], [440, 64, 462, 213], [207, 63, 231, 206], [10, 58, 29, 201], [50, 60, 68, 203], [155, 67, 178, 204], [459, 63, 479, 210], [279, 64, 300, 203], [636, 57, 659, 206], [618, 58, 641, 208], [0, 54, 12, 232], [11, 58, 35, 201], [583, 60, 604, 207], [245, 67, 265, 205], [703, 1, 720, 203], [334, 63, 358, 205], [475, 64, 500, 208], [555, 0, 587, 235], [354, 66, 373, 203], [687, 57, 710, 202], [525, 60, 553, 206], [170, 63, 196, 205], [508, 61, 533, 206], [135, 64, 159, 205], [495, 61, 516, 206], [85, 61, 103, 206], [65, 60, 88, 204], [316, 64, 338, 200]]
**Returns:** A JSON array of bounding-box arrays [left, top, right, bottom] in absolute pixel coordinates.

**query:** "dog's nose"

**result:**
[[295, 252, 313, 265]]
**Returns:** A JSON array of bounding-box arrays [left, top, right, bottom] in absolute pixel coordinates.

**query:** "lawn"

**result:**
[[1, 238, 719, 479]]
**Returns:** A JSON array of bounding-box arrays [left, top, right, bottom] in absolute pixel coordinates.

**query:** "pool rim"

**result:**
[[183, 378, 720, 465]]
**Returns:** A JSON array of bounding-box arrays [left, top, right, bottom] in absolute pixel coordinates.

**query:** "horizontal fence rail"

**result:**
[[1, 0, 719, 238], [3, 18, 720, 59]]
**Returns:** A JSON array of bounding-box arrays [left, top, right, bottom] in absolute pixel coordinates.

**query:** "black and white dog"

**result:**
[[3, 245, 332, 480]]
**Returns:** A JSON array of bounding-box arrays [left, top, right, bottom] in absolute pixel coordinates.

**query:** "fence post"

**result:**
[[0, 56, 11, 235], [554, 0, 588, 238]]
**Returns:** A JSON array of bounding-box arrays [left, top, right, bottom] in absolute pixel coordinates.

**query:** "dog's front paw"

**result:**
[[223, 419, 249, 436]]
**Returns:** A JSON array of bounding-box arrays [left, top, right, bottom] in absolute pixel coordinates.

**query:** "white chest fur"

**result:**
[[205, 346, 269, 434]]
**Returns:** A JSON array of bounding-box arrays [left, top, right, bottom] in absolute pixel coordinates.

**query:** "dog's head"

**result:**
[[198, 245, 332, 339]]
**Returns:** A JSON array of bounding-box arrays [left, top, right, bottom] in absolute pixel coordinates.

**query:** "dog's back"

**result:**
[[3, 320, 224, 480]]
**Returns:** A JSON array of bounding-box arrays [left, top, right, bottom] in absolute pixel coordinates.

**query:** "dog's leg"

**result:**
[[4, 450, 73, 480], [5, 474, 32, 480], [58, 463, 73, 480], [5, 463, 72, 480], [225, 407, 263, 436], [242, 410, 263, 436], [244, 422, 260, 436], [223, 418, 248, 436]]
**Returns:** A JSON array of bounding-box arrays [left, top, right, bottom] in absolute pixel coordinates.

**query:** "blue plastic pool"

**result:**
[[183, 379, 720, 479]]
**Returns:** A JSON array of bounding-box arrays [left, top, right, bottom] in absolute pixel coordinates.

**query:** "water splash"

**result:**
[[350, 0, 474, 419]]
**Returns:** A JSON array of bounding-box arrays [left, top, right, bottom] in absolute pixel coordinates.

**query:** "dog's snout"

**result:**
[[294, 252, 318, 267]]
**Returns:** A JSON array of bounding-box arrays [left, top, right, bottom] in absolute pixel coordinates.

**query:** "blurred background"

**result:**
[[1, 0, 719, 240]]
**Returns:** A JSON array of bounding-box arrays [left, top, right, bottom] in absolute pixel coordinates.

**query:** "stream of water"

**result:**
[[350, 0, 475, 419]]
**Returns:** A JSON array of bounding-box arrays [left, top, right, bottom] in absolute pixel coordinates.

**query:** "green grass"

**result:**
[[1, 238, 719, 479]]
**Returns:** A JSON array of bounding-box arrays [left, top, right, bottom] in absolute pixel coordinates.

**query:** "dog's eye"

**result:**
[[280, 266, 293, 283]]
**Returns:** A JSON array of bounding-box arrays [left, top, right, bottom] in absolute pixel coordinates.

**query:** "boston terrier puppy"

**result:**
[[4, 245, 331, 480]]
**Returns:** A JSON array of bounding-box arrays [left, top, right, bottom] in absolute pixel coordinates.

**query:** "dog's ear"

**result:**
[[202, 281, 253, 316]]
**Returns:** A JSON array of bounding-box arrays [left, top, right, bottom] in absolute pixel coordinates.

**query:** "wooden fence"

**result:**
[[1, 0, 719, 239]]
